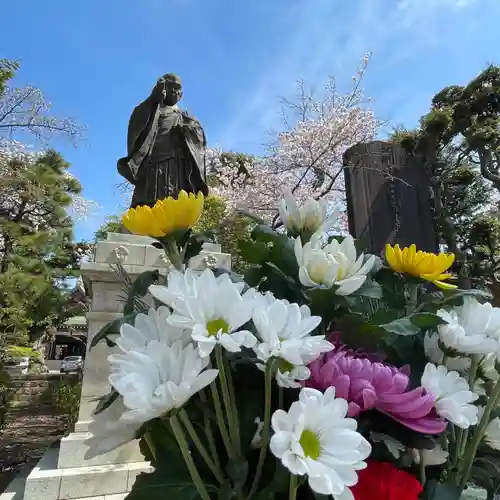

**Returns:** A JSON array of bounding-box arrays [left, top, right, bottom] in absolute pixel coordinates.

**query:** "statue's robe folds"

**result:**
[[117, 95, 209, 208]]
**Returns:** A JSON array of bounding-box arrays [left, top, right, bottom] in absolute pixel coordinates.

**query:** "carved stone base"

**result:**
[[7, 233, 231, 500]]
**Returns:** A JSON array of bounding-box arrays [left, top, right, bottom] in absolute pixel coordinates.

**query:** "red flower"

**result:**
[[351, 461, 423, 500]]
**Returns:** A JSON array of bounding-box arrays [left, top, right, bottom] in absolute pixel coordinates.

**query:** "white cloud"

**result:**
[[217, 0, 488, 152]]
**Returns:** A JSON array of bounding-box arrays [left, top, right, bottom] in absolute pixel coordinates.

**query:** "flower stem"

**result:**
[[468, 355, 480, 391], [289, 474, 298, 500], [419, 450, 426, 485], [221, 349, 242, 455], [246, 361, 273, 500], [200, 390, 221, 470], [179, 408, 224, 484], [458, 376, 500, 490], [457, 355, 481, 459], [170, 414, 212, 500], [163, 238, 184, 271], [210, 380, 233, 458]]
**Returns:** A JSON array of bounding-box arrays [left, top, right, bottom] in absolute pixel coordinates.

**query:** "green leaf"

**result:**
[[126, 468, 210, 500], [90, 313, 137, 349], [422, 480, 462, 500], [183, 231, 217, 264], [409, 313, 447, 328], [251, 224, 299, 277], [124, 270, 160, 315], [226, 458, 248, 487], [93, 388, 119, 415], [234, 208, 265, 224], [352, 280, 383, 299], [442, 288, 492, 306], [378, 318, 419, 336], [307, 287, 341, 320], [251, 224, 279, 243], [237, 239, 269, 264], [377, 312, 446, 336], [126, 444, 217, 500], [470, 452, 500, 497], [243, 266, 265, 288], [253, 464, 289, 499]]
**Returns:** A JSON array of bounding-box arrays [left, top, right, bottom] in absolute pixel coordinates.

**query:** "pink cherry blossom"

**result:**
[[209, 54, 380, 229]]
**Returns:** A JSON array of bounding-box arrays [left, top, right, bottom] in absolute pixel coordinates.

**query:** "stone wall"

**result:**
[[10, 373, 80, 412]]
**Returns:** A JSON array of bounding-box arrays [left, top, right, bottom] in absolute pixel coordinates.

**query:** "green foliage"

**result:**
[[0, 59, 19, 95], [127, 449, 216, 500], [0, 149, 87, 344], [55, 380, 82, 434], [0, 363, 13, 431], [6, 345, 40, 359], [470, 448, 500, 499], [194, 195, 255, 274], [94, 215, 123, 241], [393, 66, 500, 289]]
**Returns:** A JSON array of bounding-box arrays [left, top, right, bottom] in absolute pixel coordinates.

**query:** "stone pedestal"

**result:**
[[14, 233, 231, 500]]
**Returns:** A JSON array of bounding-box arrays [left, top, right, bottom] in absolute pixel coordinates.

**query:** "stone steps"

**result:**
[[57, 433, 143, 469], [21, 448, 151, 500]]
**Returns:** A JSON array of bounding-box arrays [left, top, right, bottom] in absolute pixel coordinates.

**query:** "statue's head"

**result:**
[[155, 73, 182, 106]]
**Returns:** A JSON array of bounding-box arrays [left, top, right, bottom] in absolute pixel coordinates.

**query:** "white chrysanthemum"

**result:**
[[294, 235, 375, 296], [421, 363, 479, 429], [116, 307, 190, 353], [423, 333, 471, 372], [84, 398, 140, 459], [275, 363, 311, 389], [412, 445, 449, 466], [278, 189, 337, 236], [149, 269, 198, 312], [480, 353, 500, 382], [437, 298, 499, 356], [108, 340, 219, 425], [252, 297, 331, 387], [270, 387, 371, 498], [151, 269, 257, 357]]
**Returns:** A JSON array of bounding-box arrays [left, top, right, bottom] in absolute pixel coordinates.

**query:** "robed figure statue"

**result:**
[[117, 73, 209, 208]]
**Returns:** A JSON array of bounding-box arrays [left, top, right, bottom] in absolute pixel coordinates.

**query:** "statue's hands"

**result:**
[[152, 79, 166, 103]]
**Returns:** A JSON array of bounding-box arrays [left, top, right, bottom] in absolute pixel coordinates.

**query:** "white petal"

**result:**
[[335, 276, 366, 296]]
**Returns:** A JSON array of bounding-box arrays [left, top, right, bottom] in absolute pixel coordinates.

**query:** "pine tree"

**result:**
[[0, 149, 90, 345]]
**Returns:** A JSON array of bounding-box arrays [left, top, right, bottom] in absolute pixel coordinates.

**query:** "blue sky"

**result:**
[[1, 0, 499, 241]]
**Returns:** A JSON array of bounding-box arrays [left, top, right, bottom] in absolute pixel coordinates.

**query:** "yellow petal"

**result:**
[[386, 244, 402, 272], [407, 244, 417, 268], [433, 280, 457, 290], [434, 253, 455, 274], [416, 254, 435, 275]]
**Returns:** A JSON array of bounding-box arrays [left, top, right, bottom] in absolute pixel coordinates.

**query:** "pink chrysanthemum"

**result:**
[[306, 342, 446, 434]]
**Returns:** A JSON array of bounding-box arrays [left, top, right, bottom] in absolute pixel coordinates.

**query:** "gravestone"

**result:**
[[343, 140, 439, 257]]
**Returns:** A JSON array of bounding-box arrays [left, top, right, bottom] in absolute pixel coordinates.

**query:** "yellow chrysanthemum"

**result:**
[[122, 191, 204, 238], [385, 243, 457, 290]]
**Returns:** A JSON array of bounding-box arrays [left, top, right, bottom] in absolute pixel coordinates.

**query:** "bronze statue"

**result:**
[[117, 73, 209, 208]]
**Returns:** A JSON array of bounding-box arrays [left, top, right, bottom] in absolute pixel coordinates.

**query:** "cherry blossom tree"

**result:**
[[117, 55, 379, 235], [210, 54, 380, 230], [0, 59, 84, 144]]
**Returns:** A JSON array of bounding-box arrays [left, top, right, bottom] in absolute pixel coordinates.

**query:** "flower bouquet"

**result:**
[[86, 190, 500, 500]]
